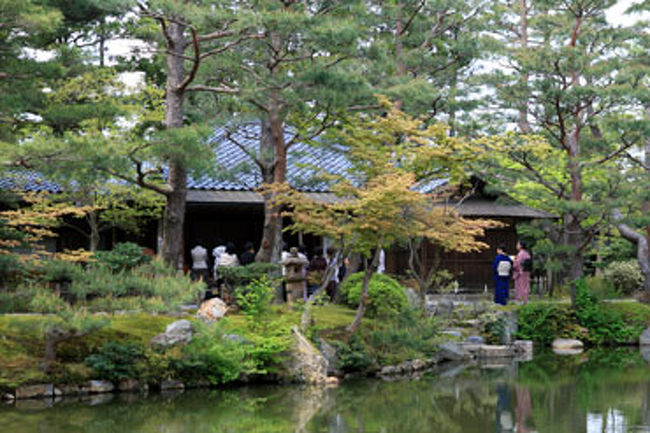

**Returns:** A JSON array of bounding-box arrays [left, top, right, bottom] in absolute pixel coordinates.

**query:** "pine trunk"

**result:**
[[160, 21, 188, 268], [255, 99, 286, 264], [565, 127, 585, 305]]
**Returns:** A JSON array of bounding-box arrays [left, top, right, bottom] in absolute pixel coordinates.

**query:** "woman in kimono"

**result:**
[[493, 245, 513, 306]]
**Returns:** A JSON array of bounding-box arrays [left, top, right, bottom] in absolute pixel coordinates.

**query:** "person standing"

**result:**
[[240, 241, 256, 266], [493, 245, 513, 306], [190, 240, 209, 282], [513, 240, 532, 304]]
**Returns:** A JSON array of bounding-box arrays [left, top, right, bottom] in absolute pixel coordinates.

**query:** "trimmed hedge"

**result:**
[[339, 272, 407, 317]]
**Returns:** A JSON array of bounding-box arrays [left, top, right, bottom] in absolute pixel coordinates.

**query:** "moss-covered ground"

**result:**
[[0, 304, 357, 390]]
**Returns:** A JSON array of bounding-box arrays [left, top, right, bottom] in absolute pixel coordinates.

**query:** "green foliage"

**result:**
[[218, 263, 281, 290], [95, 242, 151, 272], [339, 272, 408, 317], [84, 342, 145, 382], [515, 302, 578, 345], [574, 279, 635, 345], [583, 276, 618, 301], [67, 261, 202, 312], [477, 310, 508, 345], [178, 321, 281, 385], [332, 336, 373, 373], [363, 308, 441, 366], [0, 291, 30, 313], [602, 261, 644, 295], [234, 276, 275, 327], [29, 288, 69, 313], [41, 259, 83, 282]]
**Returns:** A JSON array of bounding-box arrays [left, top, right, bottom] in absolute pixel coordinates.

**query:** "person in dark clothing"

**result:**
[[493, 245, 513, 306], [307, 247, 327, 296], [240, 241, 256, 266]]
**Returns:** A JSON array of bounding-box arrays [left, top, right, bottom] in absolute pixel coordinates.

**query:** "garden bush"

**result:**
[[332, 335, 373, 373], [178, 321, 289, 384], [68, 262, 202, 311], [574, 279, 635, 345], [41, 259, 83, 283], [339, 272, 407, 317], [218, 263, 281, 289], [515, 302, 577, 345], [233, 276, 275, 326], [363, 308, 441, 365], [602, 260, 643, 295], [84, 342, 145, 382], [95, 242, 151, 272]]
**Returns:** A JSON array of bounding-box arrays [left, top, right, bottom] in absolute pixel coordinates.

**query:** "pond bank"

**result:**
[[2, 349, 650, 433]]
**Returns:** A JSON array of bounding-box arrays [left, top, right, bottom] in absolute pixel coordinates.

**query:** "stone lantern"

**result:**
[[281, 247, 309, 304]]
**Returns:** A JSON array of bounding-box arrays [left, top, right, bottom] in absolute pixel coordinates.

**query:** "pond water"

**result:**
[[2, 349, 649, 433]]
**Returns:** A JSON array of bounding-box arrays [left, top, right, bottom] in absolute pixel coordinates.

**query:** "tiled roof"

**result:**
[[187, 123, 351, 192], [0, 170, 61, 193]]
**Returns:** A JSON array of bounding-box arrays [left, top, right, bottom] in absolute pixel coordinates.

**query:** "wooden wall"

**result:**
[[386, 218, 520, 291]]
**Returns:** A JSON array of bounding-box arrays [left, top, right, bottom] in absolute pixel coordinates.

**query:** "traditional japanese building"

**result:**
[[1, 123, 553, 290]]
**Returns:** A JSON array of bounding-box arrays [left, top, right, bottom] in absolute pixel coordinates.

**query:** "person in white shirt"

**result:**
[[212, 242, 226, 280], [190, 240, 209, 282]]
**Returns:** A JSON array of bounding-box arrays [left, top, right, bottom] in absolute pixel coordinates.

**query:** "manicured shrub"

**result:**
[[515, 302, 576, 345], [84, 342, 145, 382], [41, 259, 83, 283], [339, 272, 408, 317], [68, 262, 202, 311], [0, 291, 30, 313], [95, 242, 151, 272], [602, 260, 643, 295], [218, 263, 281, 289], [574, 278, 635, 345]]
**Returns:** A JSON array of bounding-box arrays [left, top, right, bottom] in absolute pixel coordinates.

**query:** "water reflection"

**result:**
[[1, 349, 649, 433]]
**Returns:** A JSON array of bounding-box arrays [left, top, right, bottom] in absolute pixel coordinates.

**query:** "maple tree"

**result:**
[[269, 99, 497, 332]]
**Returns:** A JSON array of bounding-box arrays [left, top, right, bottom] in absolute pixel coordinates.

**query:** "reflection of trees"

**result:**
[[1, 352, 649, 433]]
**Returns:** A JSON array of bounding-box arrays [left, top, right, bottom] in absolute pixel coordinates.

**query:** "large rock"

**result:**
[[160, 380, 185, 391], [15, 384, 54, 400], [197, 297, 228, 322], [83, 380, 114, 394], [283, 326, 328, 384], [405, 288, 422, 308], [552, 338, 584, 355], [641, 346, 650, 363], [640, 326, 650, 346], [479, 345, 514, 358], [151, 319, 194, 348], [118, 379, 147, 393], [438, 341, 471, 361], [318, 338, 340, 376]]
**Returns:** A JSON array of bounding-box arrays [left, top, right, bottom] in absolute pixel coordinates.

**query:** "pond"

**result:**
[[2, 349, 649, 433]]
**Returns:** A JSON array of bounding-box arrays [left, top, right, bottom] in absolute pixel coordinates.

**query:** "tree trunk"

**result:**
[[347, 247, 382, 334], [565, 127, 585, 304], [256, 98, 286, 264], [88, 211, 100, 252], [613, 209, 650, 298], [160, 21, 188, 268], [162, 164, 187, 268]]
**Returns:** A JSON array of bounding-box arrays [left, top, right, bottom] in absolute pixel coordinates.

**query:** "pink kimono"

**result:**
[[513, 249, 531, 303]]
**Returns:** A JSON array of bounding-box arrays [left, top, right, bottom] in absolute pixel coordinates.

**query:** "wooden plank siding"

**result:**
[[386, 218, 521, 291]]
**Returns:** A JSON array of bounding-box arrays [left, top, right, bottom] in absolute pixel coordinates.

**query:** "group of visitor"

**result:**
[[492, 240, 532, 306], [190, 240, 253, 281]]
